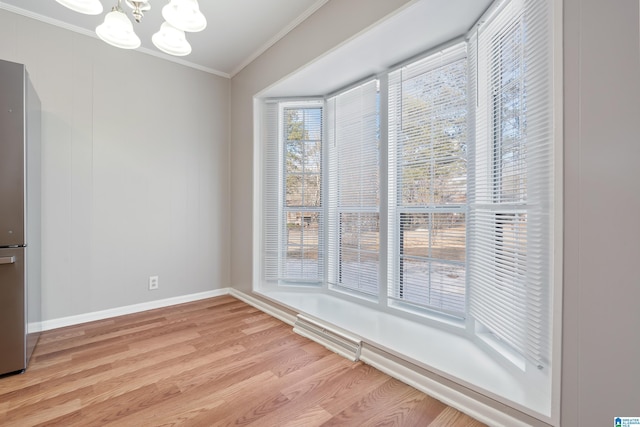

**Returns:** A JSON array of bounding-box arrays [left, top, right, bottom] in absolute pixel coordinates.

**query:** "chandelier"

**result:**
[[55, 0, 206, 57]]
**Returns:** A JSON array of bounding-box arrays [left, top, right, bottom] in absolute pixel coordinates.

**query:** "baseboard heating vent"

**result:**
[[293, 314, 362, 362]]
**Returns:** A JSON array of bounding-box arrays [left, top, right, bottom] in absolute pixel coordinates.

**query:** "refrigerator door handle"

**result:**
[[0, 256, 16, 265]]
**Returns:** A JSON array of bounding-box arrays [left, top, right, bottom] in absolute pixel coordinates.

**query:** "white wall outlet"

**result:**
[[149, 276, 159, 290]]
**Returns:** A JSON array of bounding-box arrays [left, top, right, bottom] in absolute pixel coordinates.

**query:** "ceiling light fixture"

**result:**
[[151, 22, 191, 56], [152, 22, 192, 56], [55, 0, 103, 15], [162, 0, 207, 32], [56, 0, 207, 57], [96, 0, 141, 50]]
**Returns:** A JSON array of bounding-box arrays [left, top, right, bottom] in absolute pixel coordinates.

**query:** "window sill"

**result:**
[[255, 287, 551, 421]]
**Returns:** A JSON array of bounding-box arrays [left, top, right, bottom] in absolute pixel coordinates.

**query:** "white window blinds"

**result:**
[[262, 101, 324, 284], [327, 80, 380, 297], [388, 43, 468, 317], [262, 101, 280, 282], [467, 0, 554, 368]]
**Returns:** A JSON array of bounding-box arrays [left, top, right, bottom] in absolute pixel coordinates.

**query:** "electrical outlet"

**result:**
[[149, 276, 159, 290]]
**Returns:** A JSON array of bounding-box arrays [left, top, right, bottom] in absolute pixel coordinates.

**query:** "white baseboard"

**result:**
[[38, 288, 231, 332], [359, 345, 541, 427], [229, 288, 297, 326], [293, 314, 362, 361]]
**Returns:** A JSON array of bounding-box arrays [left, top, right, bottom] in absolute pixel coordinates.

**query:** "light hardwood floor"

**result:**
[[0, 295, 487, 426]]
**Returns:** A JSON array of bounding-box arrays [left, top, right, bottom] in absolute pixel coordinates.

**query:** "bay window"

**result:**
[[255, 0, 558, 421]]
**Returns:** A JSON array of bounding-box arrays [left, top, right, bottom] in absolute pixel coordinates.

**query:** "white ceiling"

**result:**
[[0, 0, 328, 77], [261, 0, 493, 98]]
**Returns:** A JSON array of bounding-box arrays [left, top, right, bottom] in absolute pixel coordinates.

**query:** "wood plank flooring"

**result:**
[[0, 295, 487, 426]]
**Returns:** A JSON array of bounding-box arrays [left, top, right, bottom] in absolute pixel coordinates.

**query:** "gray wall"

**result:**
[[230, 0, 640, 425], [0, 9, 231, 320], [563, 0, 640, 425]]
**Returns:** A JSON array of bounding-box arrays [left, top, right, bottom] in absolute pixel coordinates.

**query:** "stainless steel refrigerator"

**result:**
[[0, 59, 41, 376]]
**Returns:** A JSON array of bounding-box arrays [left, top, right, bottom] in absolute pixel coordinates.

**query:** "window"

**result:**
[[467, 0, 554, 370], [327, 80, 380, 298], [388, 44, 468, 317], [262, 101, 324, 284], [257, 0, 557, 417]]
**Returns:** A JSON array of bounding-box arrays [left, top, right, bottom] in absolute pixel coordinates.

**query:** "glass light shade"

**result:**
[[55, 0, 103, 15], [152, 22, 192, 56], [96, 10, 141, 50], [162, 0, 207, 32]]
